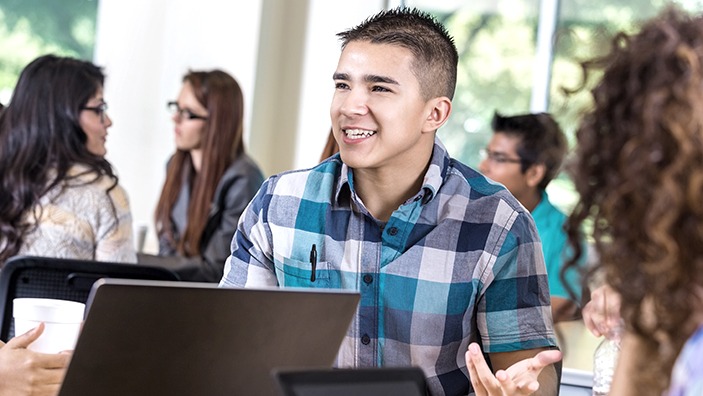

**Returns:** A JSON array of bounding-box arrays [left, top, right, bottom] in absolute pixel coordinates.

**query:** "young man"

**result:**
[[221, 8, 560, 396], [478, 112, 582, 323]]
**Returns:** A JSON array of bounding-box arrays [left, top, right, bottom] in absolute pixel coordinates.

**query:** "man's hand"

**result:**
[[465, 343, 562, 396], [0, 323, 71, 396]]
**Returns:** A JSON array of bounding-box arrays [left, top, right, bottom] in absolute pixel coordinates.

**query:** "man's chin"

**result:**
[[338, 152, 367, 169]]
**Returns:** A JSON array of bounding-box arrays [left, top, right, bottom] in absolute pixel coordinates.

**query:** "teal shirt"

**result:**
[[531, 190, 582, 303]]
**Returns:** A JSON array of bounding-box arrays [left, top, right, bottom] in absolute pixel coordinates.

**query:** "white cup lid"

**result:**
[[13, 298, 85, 323]]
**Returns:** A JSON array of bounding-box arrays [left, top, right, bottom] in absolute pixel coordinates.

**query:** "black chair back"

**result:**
[[0, 255, 179, 341]]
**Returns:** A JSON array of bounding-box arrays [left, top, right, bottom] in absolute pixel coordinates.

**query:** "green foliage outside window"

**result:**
[[0, 0, 98, 104], [413, 0, 703, 212]]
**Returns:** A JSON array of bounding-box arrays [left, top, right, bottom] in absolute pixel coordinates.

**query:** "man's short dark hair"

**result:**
[[337, 7, 458, 101], [491, 112, 567, 190]]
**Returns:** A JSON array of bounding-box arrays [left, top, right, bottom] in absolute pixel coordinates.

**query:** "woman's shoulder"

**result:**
[[219, 153, 265, 187], [212, 154, 265, 202], [225, 153, 263, 177], [62, 164, 129, 202], [668, 324, 703, 395]]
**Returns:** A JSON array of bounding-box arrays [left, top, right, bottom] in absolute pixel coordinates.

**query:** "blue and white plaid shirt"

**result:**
[[221, 138, 556, 396]]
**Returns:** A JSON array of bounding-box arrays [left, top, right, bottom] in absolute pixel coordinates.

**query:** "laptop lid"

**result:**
[[274, 367, 428, 396], [58, 278, 360, 396]]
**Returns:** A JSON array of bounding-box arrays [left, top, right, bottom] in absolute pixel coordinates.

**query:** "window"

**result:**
[[407, 0, 703, 210], [0, 0, 99, 104]]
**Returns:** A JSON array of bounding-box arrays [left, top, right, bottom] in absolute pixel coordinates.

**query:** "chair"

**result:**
[[0, 255, 180, 341]]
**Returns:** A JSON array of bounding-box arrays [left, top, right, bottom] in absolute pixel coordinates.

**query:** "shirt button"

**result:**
[[388, 227, 398, 236], [361, 334, 371, 345], [363, 274, 373, 284]]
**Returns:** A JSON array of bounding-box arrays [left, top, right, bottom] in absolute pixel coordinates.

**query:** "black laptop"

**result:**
[[58, 278, 360, 396], [274, 367, 428, 396]]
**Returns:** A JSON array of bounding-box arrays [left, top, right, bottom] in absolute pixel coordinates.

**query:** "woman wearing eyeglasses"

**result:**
[[153, 70, 264, 282], [0, 54, 136, 265], [0, 54, 136, 395]]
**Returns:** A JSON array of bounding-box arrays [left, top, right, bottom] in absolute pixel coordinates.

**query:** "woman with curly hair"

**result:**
[[153, 70, 264, 282], [0, 55, 136, 264], [564, 7, 703, 395]]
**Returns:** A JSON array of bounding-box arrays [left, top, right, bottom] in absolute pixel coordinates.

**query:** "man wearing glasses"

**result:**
[[479, 112, 582, 323]]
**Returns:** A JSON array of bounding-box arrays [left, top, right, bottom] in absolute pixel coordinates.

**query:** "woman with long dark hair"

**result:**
[[154, 70, 263, 282], [0, 54, 136, 264], [0, 54, 136, 394]]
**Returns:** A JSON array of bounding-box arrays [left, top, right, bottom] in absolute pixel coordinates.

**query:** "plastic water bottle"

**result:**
[[592, 332, 621, 396]]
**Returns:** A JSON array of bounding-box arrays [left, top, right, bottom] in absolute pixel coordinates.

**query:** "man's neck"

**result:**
[[352, 150, 432, 223], [520, 189, 542, 212]]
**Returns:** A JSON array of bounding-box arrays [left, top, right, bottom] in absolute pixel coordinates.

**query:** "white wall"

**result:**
[[94, 0, 263, 252], [94, 0, 386, 252], [293, 0, 387, 170]]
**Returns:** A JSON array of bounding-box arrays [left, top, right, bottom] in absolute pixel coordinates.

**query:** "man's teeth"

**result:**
[[344, 129, 377, 139]]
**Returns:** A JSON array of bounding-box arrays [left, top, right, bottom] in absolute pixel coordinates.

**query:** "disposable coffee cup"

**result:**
[[13, 298, 85, 353]]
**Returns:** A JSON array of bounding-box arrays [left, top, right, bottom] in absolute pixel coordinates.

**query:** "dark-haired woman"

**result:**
[[154, 70, 264, 282], [0, 55, 136, 265], [0, 54, 136, 395]]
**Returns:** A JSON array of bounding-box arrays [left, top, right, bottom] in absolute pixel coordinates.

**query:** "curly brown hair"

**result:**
[[564, 7, 703, 394]]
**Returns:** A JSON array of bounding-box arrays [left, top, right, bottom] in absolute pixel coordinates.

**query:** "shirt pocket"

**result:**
[[273, 257, 331, 288]]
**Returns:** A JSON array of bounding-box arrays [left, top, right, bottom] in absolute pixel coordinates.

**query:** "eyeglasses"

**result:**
[[167, 101, 208, 121], [479, 148, 523, 164], [81, 102, 108, 124]]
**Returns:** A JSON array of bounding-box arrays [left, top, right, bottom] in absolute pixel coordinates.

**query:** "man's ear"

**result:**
[[422, 97, 452, 133], [526, 163, 547, 188]]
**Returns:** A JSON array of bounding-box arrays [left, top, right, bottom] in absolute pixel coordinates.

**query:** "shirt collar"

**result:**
[[334, 137, 450, 205]]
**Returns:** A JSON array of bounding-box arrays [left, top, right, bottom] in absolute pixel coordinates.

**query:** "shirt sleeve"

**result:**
[[478, 208, 556, 353], [668, 325, 703, 396], [219, 178, 278, 287]]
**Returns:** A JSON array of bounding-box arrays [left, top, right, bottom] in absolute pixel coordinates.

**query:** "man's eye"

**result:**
[[335, 82, 349, 90], [372, 86, 390, 92]]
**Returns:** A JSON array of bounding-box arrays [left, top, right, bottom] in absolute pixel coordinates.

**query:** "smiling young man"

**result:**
[[479, 112, 582, 323], [221, 8, 560, 396]]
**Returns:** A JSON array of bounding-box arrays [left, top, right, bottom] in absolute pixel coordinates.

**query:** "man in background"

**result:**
[[479, 112, 582, 323]]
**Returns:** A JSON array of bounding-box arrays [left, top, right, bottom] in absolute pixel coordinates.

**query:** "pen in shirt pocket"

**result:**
[[309, 244, 317, 282]]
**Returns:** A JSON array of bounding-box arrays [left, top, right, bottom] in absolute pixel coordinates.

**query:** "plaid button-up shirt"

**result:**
[[221, 138, 556, 396]]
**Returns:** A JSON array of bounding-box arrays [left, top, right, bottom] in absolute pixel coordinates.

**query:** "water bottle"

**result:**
[[592, 332, 621, 396]]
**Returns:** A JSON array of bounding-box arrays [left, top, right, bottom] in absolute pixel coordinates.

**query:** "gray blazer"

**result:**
[[158, 153, 264, 282]]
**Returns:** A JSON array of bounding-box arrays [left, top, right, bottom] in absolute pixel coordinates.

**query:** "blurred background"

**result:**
[[1, 0, 700, 252]]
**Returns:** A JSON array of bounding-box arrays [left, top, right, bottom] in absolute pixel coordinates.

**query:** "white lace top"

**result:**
[[18, 164, 137, 263]]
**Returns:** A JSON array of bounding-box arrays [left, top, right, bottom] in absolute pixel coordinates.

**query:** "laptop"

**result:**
[[58, 278, 360, 396], [274, 367, 428, 396]]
